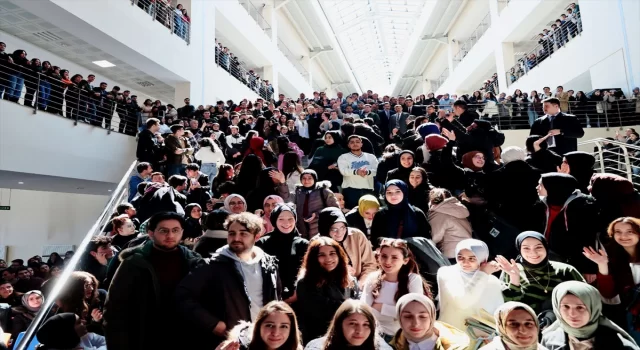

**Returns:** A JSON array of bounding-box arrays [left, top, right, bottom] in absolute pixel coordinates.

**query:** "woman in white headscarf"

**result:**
[[223, 193, 247, 214], [389, 293, 469, 350], [541, 281, 639, 349], [436, 239, 504, 330], [483, 301, 546, 349]]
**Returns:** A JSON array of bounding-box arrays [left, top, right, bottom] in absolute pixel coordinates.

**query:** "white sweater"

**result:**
[[360, 272, 424, 336], [436, 265, 504, 330], [195, 143, 226, 165], [337, 152, 378, 190]]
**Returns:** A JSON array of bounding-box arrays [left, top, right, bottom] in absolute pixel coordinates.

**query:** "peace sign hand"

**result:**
[[495, 255, 521, 286]]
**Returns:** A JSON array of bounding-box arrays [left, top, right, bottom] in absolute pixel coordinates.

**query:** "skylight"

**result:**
[[319, 0, 426, 94]]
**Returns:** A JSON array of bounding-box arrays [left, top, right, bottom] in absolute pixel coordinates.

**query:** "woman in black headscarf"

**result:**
[[525, 135, 563, 174], [385, 150, 415, 185], [497, 231, 585, 317], [234, 154, 264, 198], [256, 204, 309, 303], [292, 169, 339, 239], [183, 203, 204, 241], [370, 180, 430, 248], [537, 173, 599, 282], [561, 151, 595, 193]]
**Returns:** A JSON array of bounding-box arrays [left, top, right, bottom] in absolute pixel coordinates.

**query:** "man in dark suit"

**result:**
[[403, 98, 424, 116], [136, 118, 162, 166], [529, 97, 584, 155], [378, 102, 392, 142], [389, 104, 410, 137]]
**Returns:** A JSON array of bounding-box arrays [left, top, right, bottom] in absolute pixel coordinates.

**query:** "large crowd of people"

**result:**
[[2, 81, 640, 350]]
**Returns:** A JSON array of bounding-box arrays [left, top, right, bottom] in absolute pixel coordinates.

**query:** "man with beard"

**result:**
[[176, 213, 281, 349], [104, 212, 201, 350]]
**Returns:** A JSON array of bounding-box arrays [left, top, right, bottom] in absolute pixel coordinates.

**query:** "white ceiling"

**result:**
[[319, 0, 426, 94], [0, 0, 174, 102]]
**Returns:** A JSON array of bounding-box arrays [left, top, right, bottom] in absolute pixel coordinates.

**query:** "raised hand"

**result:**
[[495, 255, 521, 285], [442, 128, 455, 141], [269, 169, 286, 184], [582, 247, 608, 266]]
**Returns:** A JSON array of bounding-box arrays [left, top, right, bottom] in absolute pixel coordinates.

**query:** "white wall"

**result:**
[[0, 189, 107, 260], [0, 100, 136, 183], [212, 64, 260, 102]]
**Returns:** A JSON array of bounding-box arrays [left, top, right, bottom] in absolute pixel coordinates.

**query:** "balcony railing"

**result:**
[[0, 59, 139, 136], [432, 68, 449, 92], [131, 0, 191, 44], [239, 0, 272, 38], [506, 12, 582, 86], [578, 138, 640, 188], [215, 45, 275, 101], [277, 38, 309, 78], [452, 12, 491, 68]]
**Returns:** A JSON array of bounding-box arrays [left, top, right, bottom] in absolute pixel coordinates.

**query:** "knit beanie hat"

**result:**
[[425, 134, 448, 151], [501, 146, 527, 164], [416, 123, 440, 138], [37, 313, 80, 349]]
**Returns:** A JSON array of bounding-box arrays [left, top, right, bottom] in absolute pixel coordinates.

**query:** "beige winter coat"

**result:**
[[427, 197, 473, 259]]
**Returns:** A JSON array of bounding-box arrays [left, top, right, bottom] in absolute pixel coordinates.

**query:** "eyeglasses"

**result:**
[[156, 228, 184, 235], [330, 225, 347, 233]]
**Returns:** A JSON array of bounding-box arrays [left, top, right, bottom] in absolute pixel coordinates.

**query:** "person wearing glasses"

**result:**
[[104, 212, 202, 350]]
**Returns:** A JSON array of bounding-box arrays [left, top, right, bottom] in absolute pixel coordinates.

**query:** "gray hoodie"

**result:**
[[218, 245, 265, 321]]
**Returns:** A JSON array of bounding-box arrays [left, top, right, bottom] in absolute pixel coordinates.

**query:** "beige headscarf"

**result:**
[[396, 293, 437, 339], [493, 301, 545, 350]]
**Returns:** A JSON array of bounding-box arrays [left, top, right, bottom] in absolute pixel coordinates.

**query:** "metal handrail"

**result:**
[[277, 38, 309, 77], [452, 12, 491, 66], [577, 138, 640, 183], [239, 0, 272, 34], [131, 0, 191, 44], [215, 43, 275, 101], [15, 160, 138, 350]]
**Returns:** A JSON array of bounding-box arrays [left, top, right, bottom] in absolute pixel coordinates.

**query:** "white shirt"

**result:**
[[337, 152, 378, 190], [295, 119, 309, 138]]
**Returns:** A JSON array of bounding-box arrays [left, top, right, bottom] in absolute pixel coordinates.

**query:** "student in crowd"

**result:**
[[386, 150, 415, 185], [215, 301, 303, 350], [296, 237, 360, 343], [195, 137, 226, 181], [390, 293, 470, 350], [257, 204, 309, 304], [77, 236, 113, 286], [178, 212, 281, 349], [497, 231, 585, 315], [483, 301, 546, 350], [560, 151, 595, 193], [183, 203, 204, 241], [536, 172, 598, 280], [12, 266, 44, 293], [109, 215, 137, 251], [338, 135, 379, 209], [370, 180, 430, 248], [9, 290, 43, 340], [257, 195, 284, 234], [406, 167, 431, 212], [316, 207, 377, 285], [104, 212, 202, 350], [0, 279, 20, 307], [282, 151, 304, 196], [427, 188, 472, 262], [224, 193, 248, 214], [308, 131, 347, 188], [437, 239, 504, 330], [345, 194, 380, 239], [360, 238, 431, 340], [292, 169, 339, 239], [589, 174, 640, 235], [541, 281, 639, 349], [304, 299, 392, 350], [194, 208, 229, 257], [525, 134, 563, 174], [246, 167, 290, 212], [529, 97, 585, 156]]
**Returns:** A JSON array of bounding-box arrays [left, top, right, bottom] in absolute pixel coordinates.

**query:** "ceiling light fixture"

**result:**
[[18, 182, 24, 185], [108, 190, 112, 192], [92, 60, 116, 68]]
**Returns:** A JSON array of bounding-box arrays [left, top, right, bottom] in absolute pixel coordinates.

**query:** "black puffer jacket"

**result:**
[[456, 119, 505, 171]]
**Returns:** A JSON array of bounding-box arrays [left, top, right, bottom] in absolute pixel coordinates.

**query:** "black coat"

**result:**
[[176, 250, 281, 349], [456, 120, 505, 171], [345, 207, 368, 237], [529, 113, 585, 155], [541, 326, 638, 349], [256, 232, 308, 300], [370, 206, 430, 248], [296, 276, 360, 343], [135, 129, 160, 164], [526, 149, 563, 174], [104, 241, 201, 350]]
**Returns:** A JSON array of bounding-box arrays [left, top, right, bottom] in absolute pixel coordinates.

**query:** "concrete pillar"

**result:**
[[182, 0, 216, 105], [494, 42, 514, 94], [263, 3, 277, 42], [488, 0, 500, 25], [263, 65, 279, 97]]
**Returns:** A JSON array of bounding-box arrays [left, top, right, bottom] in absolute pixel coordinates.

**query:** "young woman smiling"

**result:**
[[541, 281, 639, 349], [296, 237, 360, 343], [360, 238, 431, 339], [390, 293, 469, 350], [497, 232, 585, 315], [216, 301, 303, 350], [483, 301, 545, 350], [304, 299, 392, 350]]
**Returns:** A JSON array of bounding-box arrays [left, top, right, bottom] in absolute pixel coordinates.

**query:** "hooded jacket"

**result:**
[[256, 204, 309, 300], [427, 197, 473, 259], [175, 245, 280, 349], [104, 241, 202, 350], [563, 151, 595, 193], [293, 170, 340, 239], [589, 173, 640, 233]]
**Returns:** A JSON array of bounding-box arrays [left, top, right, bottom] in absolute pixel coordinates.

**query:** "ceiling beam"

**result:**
[[275, 0, 294, 10], [420, 35, 448, 44], [310, 47, 334, 60], [281, 6, 317, 49]]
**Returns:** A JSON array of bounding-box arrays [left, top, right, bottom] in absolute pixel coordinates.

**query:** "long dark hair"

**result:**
[[282, 152, 303, 179], [236, 154, 264, 196], [198, 138, 217, 153], [249, 301, 303, 350], [299, 237, 351, 289], [57, 271, 98, 318], [277, 136, 291, 155], [323, 300, 377, 350], [372, 238, 431, 301], [607, 217, 640, 264]]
